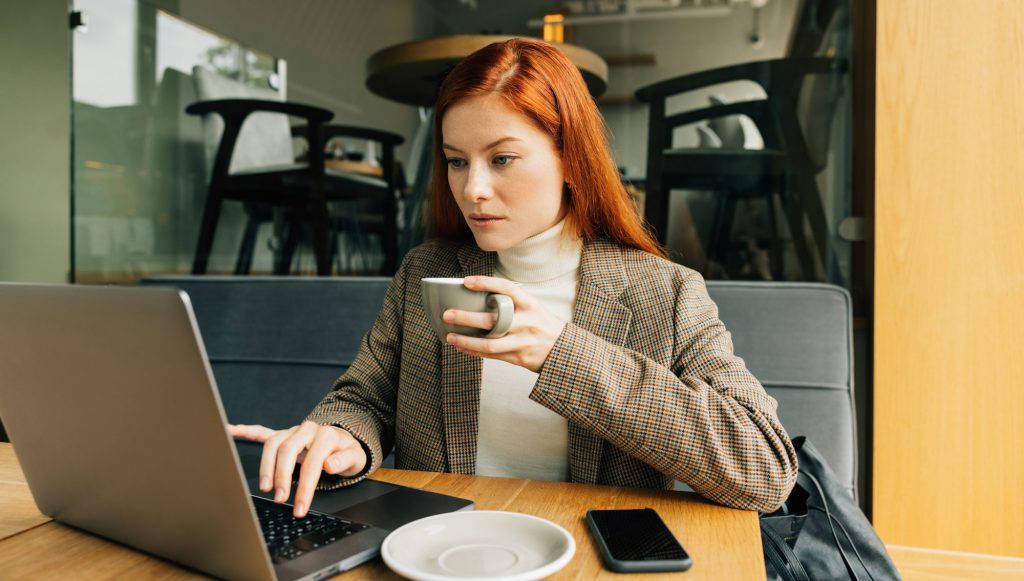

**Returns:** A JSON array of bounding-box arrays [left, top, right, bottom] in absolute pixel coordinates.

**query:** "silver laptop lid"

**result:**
[[0, 283, 275, 581]]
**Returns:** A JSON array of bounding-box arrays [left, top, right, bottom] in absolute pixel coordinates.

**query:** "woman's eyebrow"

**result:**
[[442, 137, 523, 153]]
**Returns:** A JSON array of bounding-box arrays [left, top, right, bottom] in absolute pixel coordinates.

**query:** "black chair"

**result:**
[[636, 56, 847, 279], [139, 276, 390, 430], [186, 66, 404, 276], [290, 123, 404, 275]]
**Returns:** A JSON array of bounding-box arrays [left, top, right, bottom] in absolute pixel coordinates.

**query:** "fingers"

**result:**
[[227, 423, 277, 442], [448, 332, 518, 356], [258, 426, 294, 494], [255, 422, 370, 517], [443, 308, 498, 331], [448, 314, 565, 373], [463, 276, 526, 304], [321, 427, 367, 478], [292, 427, 338, 517], [325, 448, 367, 477], [292, 459, 324, 517], [292, 427, 367, 517], [273, 421, 318, 503]]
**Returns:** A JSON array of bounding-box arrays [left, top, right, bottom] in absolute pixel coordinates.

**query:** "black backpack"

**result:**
[[761, 437, 901, 580]]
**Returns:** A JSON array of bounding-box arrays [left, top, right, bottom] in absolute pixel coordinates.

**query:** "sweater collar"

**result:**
[[457, 235, 626, 300], [494, 220, 582, 283]]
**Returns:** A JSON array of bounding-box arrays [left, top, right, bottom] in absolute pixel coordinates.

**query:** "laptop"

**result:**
[[0, 283, 473, 581]]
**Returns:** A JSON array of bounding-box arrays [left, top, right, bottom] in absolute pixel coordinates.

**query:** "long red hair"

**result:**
[[427, 37, 665, 258]]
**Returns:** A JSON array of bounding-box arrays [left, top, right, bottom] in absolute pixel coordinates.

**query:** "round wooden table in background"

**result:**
[[365, 35, 608, 106]]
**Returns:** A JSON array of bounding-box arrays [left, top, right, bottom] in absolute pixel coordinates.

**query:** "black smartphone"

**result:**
[[585, 508, 693, 573]]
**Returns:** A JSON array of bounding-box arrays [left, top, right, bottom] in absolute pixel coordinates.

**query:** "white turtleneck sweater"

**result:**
[[474, 219, 583, 481]]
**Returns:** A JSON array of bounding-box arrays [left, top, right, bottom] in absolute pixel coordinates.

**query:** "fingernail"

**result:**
[[295, 503, 306, 518], [443, 310, 454, 322], [274, 487, 286, 502], [465, 277, 476, 285], [446, 333, 455, 344], [259, 477, 270, 491]]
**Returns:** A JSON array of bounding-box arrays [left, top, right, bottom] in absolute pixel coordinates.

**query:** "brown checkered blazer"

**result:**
[[307, 238, 798, 512]]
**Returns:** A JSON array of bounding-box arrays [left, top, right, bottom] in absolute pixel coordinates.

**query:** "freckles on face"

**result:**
[[441, 94, 566, 252]]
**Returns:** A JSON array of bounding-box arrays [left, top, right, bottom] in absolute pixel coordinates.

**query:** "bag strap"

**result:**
[[800, 469, 866, 581], [761, 521, 811, 581], [809, 506, 880, 581]]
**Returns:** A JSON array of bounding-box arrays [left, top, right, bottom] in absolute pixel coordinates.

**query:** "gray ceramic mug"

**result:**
[[421, 277, 514, 340]]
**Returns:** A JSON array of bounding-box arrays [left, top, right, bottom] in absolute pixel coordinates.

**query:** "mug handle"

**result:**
[[484, 294, 514, 338]]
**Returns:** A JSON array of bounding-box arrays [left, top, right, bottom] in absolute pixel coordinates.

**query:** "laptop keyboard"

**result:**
[[252, 496, 371, 563]]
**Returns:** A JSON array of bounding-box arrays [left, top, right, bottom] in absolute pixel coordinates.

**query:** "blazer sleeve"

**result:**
[[530, 269, 798, 512], [304, 259, 407, 488]]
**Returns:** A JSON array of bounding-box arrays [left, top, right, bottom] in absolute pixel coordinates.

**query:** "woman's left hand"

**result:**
[[444, 276, 566, 373]]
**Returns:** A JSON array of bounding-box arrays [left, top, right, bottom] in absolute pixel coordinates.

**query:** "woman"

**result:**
[[231, 38, 797, 518]]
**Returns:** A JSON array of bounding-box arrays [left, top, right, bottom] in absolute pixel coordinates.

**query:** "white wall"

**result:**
[[579, 1, 800, 177], [177, 0, 421, 162], [0, 0, 71, 283]]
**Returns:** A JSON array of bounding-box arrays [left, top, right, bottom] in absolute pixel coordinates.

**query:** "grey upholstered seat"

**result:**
[[139, 276, 855, 498], [706, 281, 856, 499], [139, 276, 390, 430]]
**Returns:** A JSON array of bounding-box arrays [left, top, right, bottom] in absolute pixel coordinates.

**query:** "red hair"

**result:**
[[427, 37, 665, 258]]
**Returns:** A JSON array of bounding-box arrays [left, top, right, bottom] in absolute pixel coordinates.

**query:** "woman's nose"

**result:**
[[463, 165, 494, 202]]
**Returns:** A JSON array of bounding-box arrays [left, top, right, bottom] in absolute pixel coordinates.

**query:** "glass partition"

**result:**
[[72, 0, 856, 291], [72, 0, 283, 283], [424, 0, 853, 287]]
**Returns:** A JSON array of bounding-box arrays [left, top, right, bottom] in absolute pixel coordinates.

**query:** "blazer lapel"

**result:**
[[566, 240, 632, 484], [440, 244, 495, 474]]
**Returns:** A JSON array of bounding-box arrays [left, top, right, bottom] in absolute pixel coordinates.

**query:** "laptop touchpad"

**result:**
[[234, 440, 399, 513]]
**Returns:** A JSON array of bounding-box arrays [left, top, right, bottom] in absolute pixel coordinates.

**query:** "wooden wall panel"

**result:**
[[874, 0, 1024, 557]]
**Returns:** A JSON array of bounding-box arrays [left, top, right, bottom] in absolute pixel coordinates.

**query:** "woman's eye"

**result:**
[[447, 158, 466, 169], [493, 155, 514, 166]]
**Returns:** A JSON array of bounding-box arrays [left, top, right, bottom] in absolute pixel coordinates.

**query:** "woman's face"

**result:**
[[442, 94, 566, 252]]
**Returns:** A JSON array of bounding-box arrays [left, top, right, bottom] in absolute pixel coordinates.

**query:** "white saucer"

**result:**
[[381, 510, 576, 581]]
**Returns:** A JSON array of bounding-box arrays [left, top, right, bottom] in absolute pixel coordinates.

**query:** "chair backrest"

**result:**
[[137, 276, 855, 496], [706, 281, 856, 499], [139, 276, 390, 430], [191, 66, 294, 176], [706, 94, 764, 150]]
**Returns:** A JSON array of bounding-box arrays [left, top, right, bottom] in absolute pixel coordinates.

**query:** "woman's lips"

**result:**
[[469, 215, 504, 227]]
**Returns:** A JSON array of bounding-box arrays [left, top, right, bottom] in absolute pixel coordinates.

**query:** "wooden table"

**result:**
[[0, 442, 763, 579], [325, 159, 384, 177], [8, 435, 1024, 580], [365, 35, 608, 106]]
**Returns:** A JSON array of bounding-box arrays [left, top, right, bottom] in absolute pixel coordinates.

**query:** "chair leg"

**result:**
[[644, 181, 671, 246], [274, 213, 301, 275], [706, 193, 732, 275], [721, 196, 740, 272], [765, 189, 783, 279], [782, 179, 816, 279], [795, 170, 831, 277], [311, 203, 331, 276], [193, 190, 224, 275], [382, 192, 398, 275], [234, 209, 261, 275]]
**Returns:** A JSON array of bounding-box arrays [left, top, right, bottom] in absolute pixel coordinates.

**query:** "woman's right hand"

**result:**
[[228, 421, 368, 518]]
